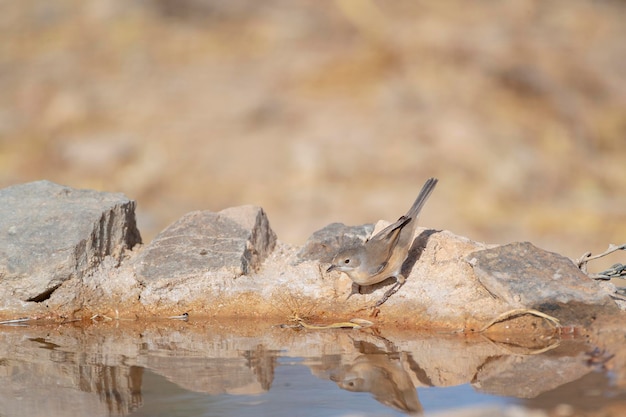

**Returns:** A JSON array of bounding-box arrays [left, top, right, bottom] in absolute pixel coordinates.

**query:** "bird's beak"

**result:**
[[326, 264, 337, 273]]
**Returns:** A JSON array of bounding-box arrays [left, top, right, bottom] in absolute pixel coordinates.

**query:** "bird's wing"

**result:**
[[363, 216, 410, 274], [368, 215, 411, 246]]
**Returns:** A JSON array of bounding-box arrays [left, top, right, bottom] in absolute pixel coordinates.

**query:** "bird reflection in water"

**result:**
[[330, 340, 425, 415]]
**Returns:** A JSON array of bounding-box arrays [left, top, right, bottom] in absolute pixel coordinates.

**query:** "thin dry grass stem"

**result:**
[[90, 309, 134, 322], [59, 318, 81, 324], [277, 313, 373, 330], [295, 317, 373, 330], [272, 291, 319, 324], [90, 314, 113, 322], [478, 309, 562, 355], [480, 333, 561, 356], [272, 292, 375, 330], [0, 317, 30, 325], [478, 308, 561, 333]]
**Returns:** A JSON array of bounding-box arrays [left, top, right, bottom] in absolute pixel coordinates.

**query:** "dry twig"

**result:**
[[576, 243, 626, 278], [478, 308, 561, 333], [279, 314, 373, 330], [0, 317, 30, 326]]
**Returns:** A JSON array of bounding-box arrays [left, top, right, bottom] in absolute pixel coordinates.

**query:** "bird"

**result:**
[[326, 177, 438, 307]]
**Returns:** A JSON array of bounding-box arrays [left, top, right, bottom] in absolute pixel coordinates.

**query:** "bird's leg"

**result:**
[[346, 282, 362, 301], [374, 274, 406, 308]]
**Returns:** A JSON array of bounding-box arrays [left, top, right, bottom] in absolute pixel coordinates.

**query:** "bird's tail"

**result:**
[[407, 177, 438, 220]]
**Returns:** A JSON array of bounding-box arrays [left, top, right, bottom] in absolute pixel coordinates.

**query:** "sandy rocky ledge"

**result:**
[[0, 180, 622, 331]]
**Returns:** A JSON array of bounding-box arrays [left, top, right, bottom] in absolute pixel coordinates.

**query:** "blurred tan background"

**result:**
[[1, 0, 625, 272]]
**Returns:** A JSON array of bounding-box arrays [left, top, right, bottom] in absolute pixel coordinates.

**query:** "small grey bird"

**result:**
[[326, 178, 438, 307]]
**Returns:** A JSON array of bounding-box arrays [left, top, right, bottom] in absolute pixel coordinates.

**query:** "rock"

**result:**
[[134, 205, 277, 310], [0, 180, 620, 330], [47, 253, 143, 316], [336, 227, 506, 328], [219, 205, 277, 269], [0, 180, 141, 304], [467, 242, 616, 310], [135, 205, 276, 282], [297, 222, 374, 263]]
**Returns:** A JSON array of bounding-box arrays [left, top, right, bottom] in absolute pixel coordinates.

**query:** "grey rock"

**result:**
[[297, 222, 374, 263], [135, 205, 276, 282], [0, 180, 619, 329], [467, 242, 614, 309], [0, 180, 141, 303]]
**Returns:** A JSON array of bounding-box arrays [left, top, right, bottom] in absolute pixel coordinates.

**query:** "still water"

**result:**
[[0, 318, 622, 417]]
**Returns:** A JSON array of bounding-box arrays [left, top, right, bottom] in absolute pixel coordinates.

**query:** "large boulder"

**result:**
[[135, 205, 277, 307], [0, 181, 141, 307], [468, 242, 615, 311]]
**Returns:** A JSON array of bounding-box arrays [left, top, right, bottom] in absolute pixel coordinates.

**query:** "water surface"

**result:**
[[0, 318, 623, 416]]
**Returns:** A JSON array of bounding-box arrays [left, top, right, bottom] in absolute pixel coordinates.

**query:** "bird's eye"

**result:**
[[344, 259, 350, 264]]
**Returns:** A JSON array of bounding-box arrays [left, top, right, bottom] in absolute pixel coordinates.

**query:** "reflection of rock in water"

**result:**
[[0, 339, 143, 417], [0, 319, 612, 416], [330, 341, 424, 415], [80, 365, 143, 415], [473, 350, 593, 399], [242, 344, 277, 391], [0, 328, 283, 416], [145, 344, 279, 395]]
